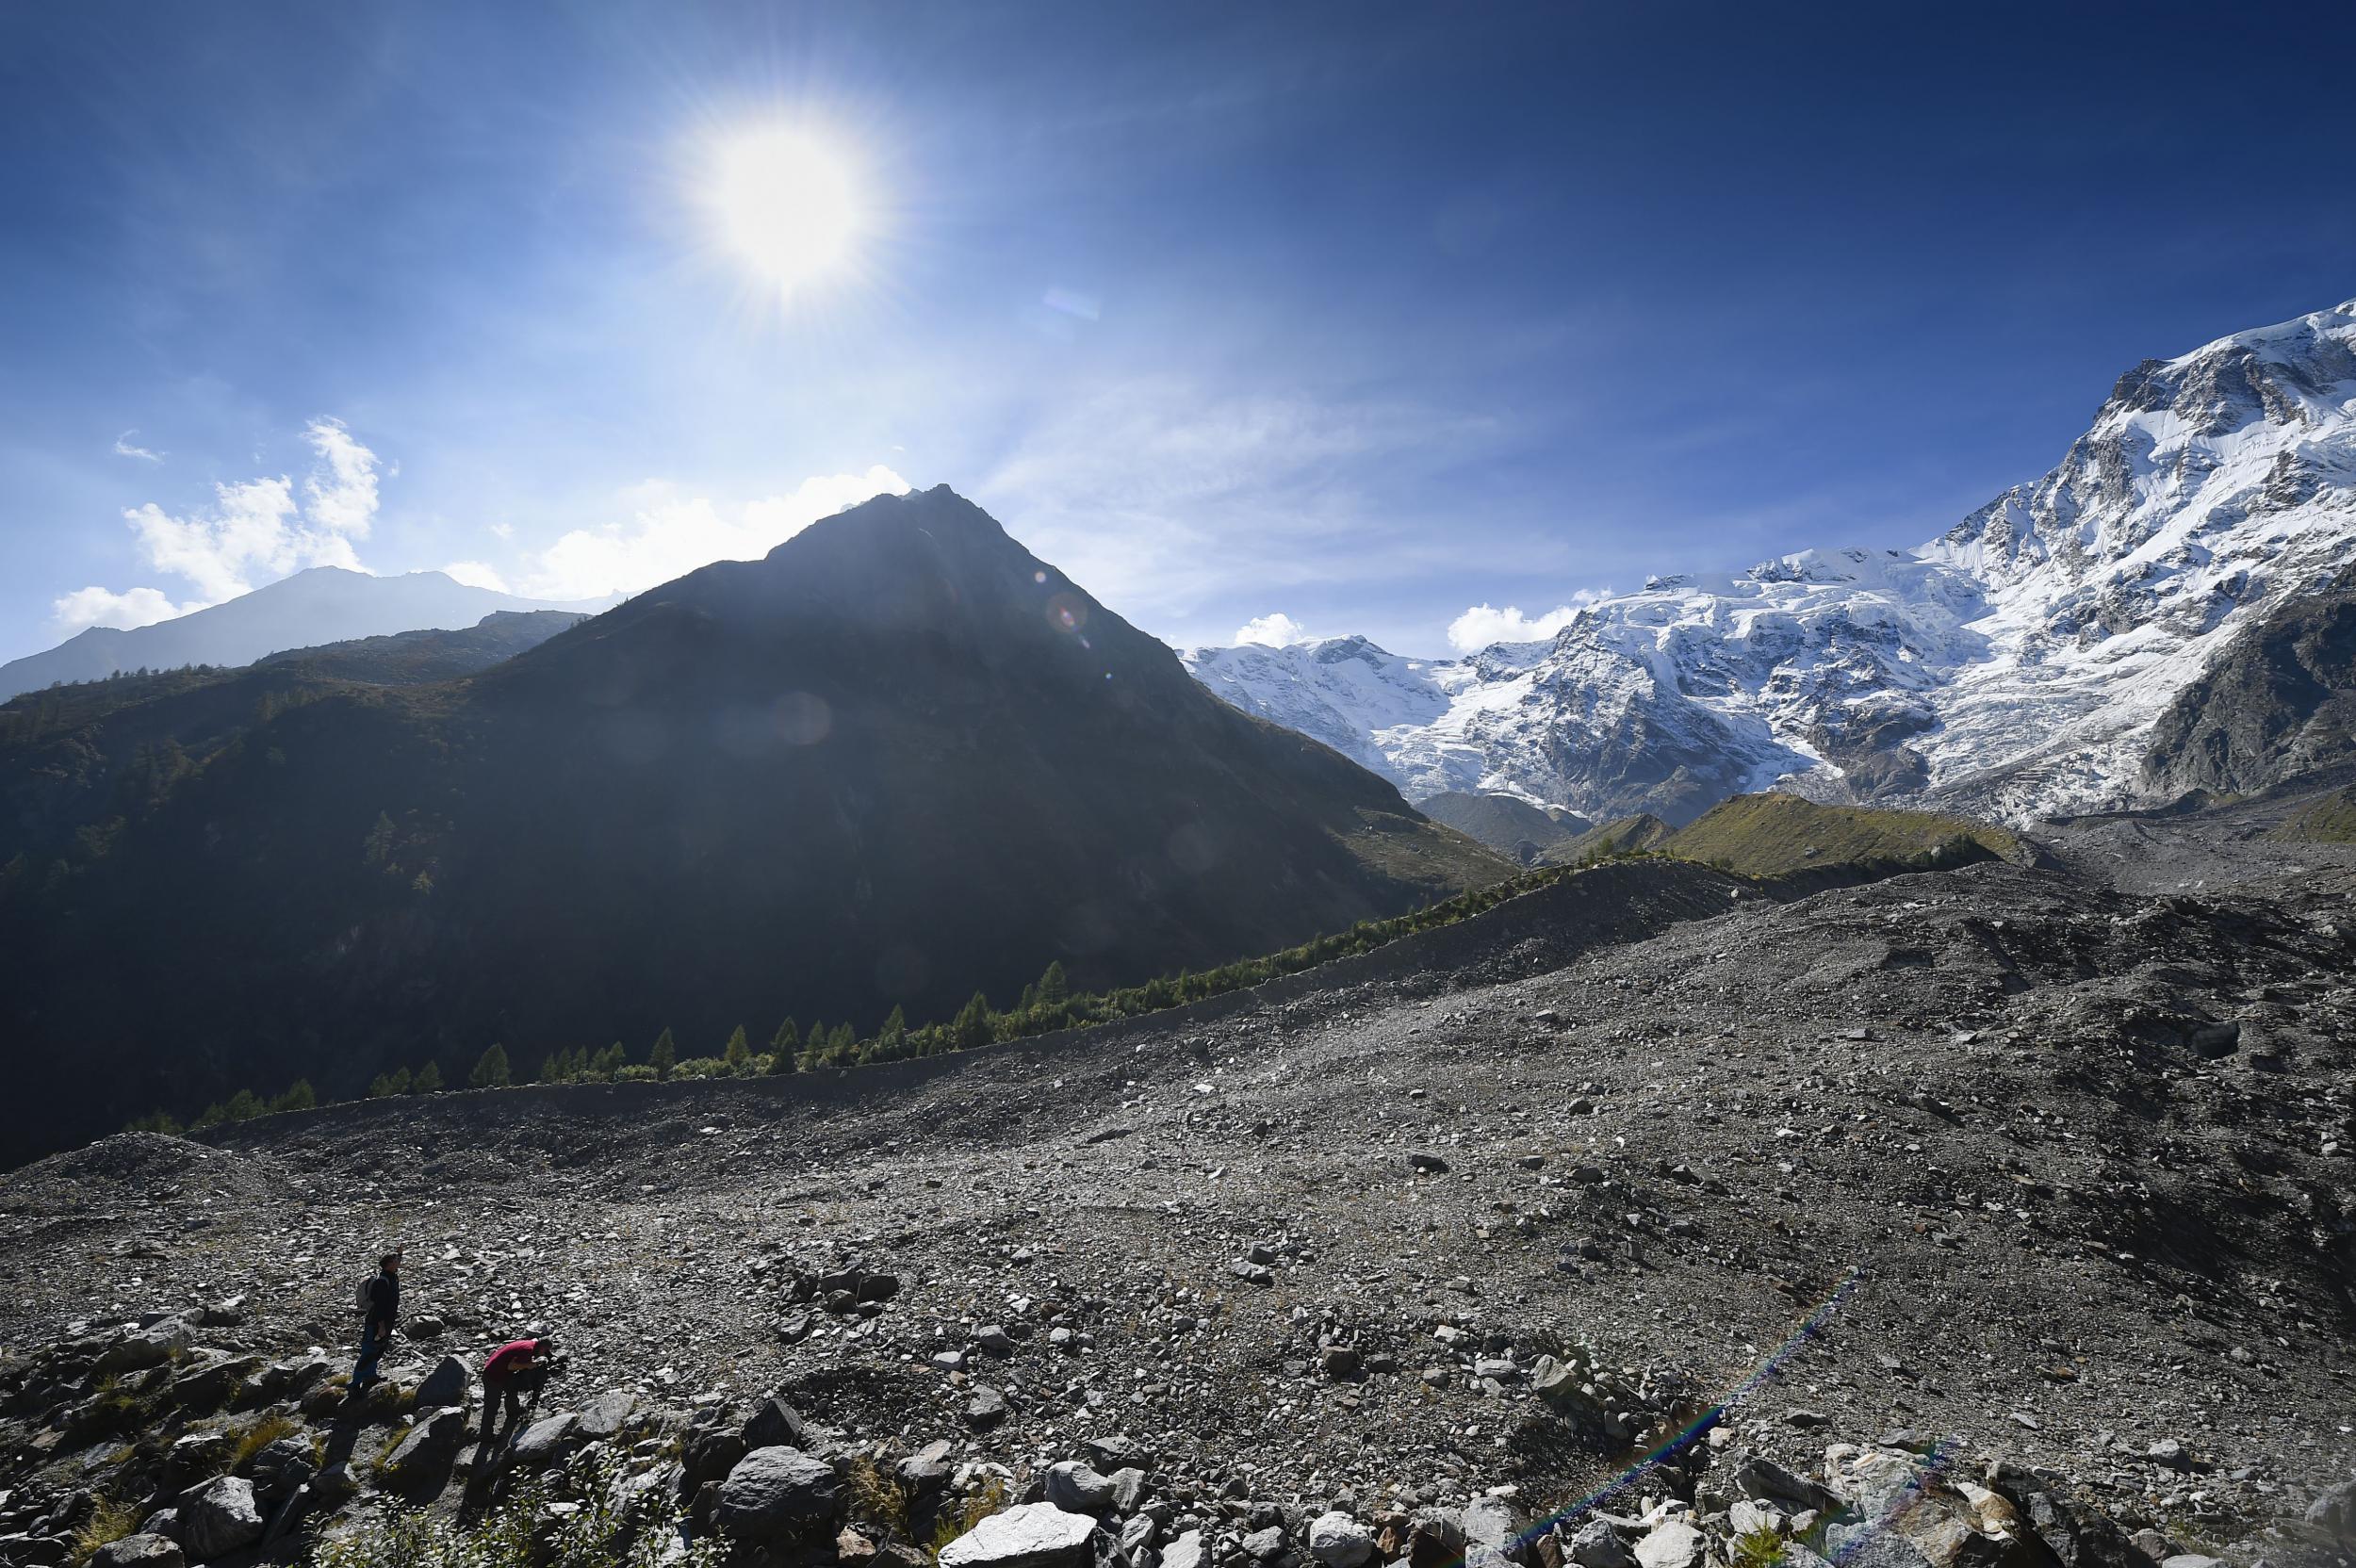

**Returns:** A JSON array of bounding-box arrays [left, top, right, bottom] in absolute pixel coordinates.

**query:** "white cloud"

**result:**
[[50, 585, 194, 632], [439, 560, 511, 593], [53, 417, 388, 636], [1446, 590, 1609, 653], [1233, 612, 1315, 646], [112, 431, 164, 463], [518, 466, 911, 600]]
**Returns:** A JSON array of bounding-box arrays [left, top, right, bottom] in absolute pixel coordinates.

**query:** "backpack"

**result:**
[[355, 1272, 378, 1315]]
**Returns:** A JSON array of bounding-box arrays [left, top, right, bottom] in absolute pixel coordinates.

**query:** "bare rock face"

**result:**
[[2143, 563, 2356, 796], [939, 1504, 1101, 1568], [90, 1537, 185, 1568], [177, 1475, 264, 1560], [712, 1446, 841, 1542]]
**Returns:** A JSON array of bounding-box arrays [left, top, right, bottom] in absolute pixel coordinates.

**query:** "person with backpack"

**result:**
[[352, 1250, 401, 1391], [479, 1333, 560, 1445]]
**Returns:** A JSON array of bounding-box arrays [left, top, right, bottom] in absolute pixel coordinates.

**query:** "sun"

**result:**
[[705, 126, 865, 292]]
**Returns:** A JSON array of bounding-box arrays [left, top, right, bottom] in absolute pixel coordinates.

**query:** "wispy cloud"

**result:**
[[980, 376, 1504, 620], [112, 430, 164, 463], [1446, 590, 1609, 653], [516, 466, 912, 600], [52, 417, 384, 632]]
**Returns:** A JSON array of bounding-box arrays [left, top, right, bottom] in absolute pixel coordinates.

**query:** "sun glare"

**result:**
[[707, 126, 865, 292]]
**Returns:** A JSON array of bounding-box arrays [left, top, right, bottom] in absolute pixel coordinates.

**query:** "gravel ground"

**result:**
[[2, 804, 2352, 1567]]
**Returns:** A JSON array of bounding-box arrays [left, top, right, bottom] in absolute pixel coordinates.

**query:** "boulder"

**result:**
[[1162, 1531, 1205, 1568], [91, 1536, 186, 1568], [1464, 1496, 1529, 1564], [1243, 1527, 1286, 1560], [713, 1446, 842, 1541], [1045, 1461, 1116, 1515], [248, 1435, 319, 1503], [2308, 1478, 2356, 1540], [413, 1355, 469, 1411], [1564, 1521, 1633, 1568], [383, 1405, 468, 1487], [178, 1475, 266, 1560], [97, 1322, 190, 1379], [1732, 1451, 1840, 1514], [1408, 1510, 1466, 1568], [574, 1388, 635, 1439], [966, 1384, 1010, 1429], [1309, 1511, 1376, 1568], [743, 1395, 811, 1451], [939, 1503, 1102, 1568], [900, 1439, 955, 1494], [1109, 1467, 1148, 1514], [511, 1413, 579, 1466], [1632, 1521, 1700, 1568], [162, 1429, 237, 1491]]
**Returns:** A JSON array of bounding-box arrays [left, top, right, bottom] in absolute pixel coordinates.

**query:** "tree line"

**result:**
[[123, 855, 1633, 1136]]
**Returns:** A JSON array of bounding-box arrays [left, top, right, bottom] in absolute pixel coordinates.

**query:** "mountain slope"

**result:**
[[0, 488, 1504, 1161], [1415, 790, 1591, 863], [2142, 561, 2356, 795], [1186, 297, 2356, 824], [0, 612, 583, 869], [0, 567, 598, 699]]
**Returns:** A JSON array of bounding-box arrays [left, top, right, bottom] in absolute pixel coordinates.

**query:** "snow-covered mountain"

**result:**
[[0, 568, 603, 700], [1186, 297, 2356, 825]]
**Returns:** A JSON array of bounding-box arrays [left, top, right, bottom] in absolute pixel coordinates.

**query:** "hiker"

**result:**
[[479, 1333, 560, 1444], [352, 1250, 401, 1391]]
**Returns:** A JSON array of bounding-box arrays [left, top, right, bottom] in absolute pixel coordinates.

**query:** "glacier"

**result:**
[[1184, 298, 2356, 825]]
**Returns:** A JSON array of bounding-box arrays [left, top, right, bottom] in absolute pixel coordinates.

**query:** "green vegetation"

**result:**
[[1656, 792, 2025, 877], [232, 1411, 300, 1470], [127, 791, 2024, 1134], [71, 1494, 143, 1565], [927, 1473, 1009, 1563], [311, 1450, 718, 1568], [1730, 1527, 1788, 1568], [469, 1043, 511, 1089], [2271, 786, 2356, 843]]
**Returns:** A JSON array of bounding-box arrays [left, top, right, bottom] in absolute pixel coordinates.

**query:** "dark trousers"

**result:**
[[483, 1365, 548, 1441], [353, 1319, 390, 1386]]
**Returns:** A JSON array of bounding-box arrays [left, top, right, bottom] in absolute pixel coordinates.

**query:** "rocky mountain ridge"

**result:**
[[1186, 298, 2356, 825], [0, 569, 602, 702]]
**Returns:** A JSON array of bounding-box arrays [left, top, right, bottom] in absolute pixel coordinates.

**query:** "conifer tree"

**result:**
[[766, 1019, 798, 1072], [591, 1042, 627, 1079], [471, 1043, 512, 1089], [1036, 960, 1070, 1006], [724, 1025, 750, 1071], [270, 1079, 317, 1113], [827, 1021, 855, 1055], [536, 1054, 561, 1084], [650, 1028, 677, 1079], [879, 1005, 907, 1051], [952, 992, 991, 1050], [415, 1060, 444, 1093]]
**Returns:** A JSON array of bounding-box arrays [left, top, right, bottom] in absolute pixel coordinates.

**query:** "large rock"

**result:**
[[575, 1388, 635, 1439], [713, 1446, 842, 1541], [384, 1405, 468, 1488], [1632, 1521, 1700, 1568], [97, 1321, 190, 1378], [1564, 1521, 1633, 1568], [178, 1475, 266, 1560], [1162, 1530, 1205, 1568], [1464, 1496, 1530, 1565], [2309, 1478, 2356, 1540], [1732, 1451, 1839, 1514], [939, 1503, 1101, 1568], [511, 1413, 579, 1466], [1309, 1512, 1376, 1568], [414, 1355, 469, 1410], [743, 1396, 811, 1451], [1045, 1461, 1116, 1515], [91, 1536, 185, 1568]]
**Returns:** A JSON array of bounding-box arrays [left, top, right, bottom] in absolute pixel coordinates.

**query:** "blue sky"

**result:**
[[4, 2, 2353, 665]]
